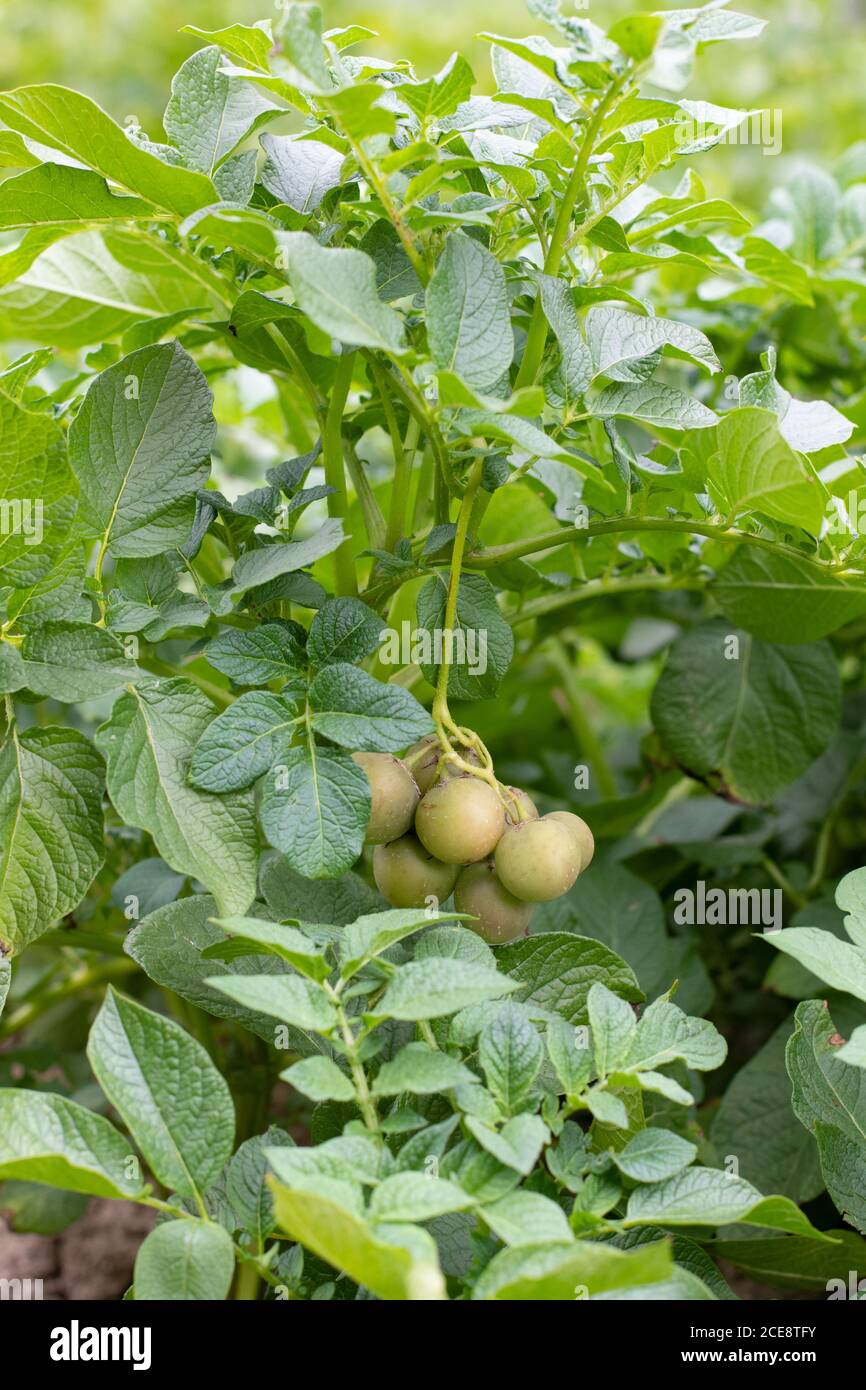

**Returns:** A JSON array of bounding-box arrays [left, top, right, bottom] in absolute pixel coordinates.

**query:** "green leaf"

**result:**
[[814, 1123, 866, 1235], [0, 85, 217, 215], [711, 1231, 866, 1293], [210, 916, 331, 982], [0, 957, 10, 1019], [340, 908, 460, 980], [372, 1042, 475, 1096], [713, 547, 866, 644], [0, 383, 70, 571], [397, 53, 475, 123], [125, 896, 312, 1047], [482, 1191, 573, 1247], [707, 407, 827, 533], [205, 622, 307, 685], [309, 663, 433, 752], [587, 982, 637, 1076], [20, 622, 142, 701], [0, 229, 224, 350], [465, 1114, 548, 1175], [206, 973, 337, 1033], [226, 518, 345, 602], [546, 1016, 592, 1097], [764, 927, 866, 1003], [585, 1091, 629, 1129], [69, 341, 215, 558], [0, 1089, 146, 1199], [426, 232, 513, 391], [258, 742, 370, 879], [96, 680, 258, 917], [87, 988, 235, 1200], [0, 726, 105, 954], [471, 1238, 672, 1300], [415, 573, 513, 702], [225, 1126, 293, 1248], [189, 692, 300, 793], [276, 1, 332, 89], [478, 1002, 543, 1113], [589, 380, 717, 430], [368, 1172, 472, 1222], [586, 306, 720, 380], [269, 1177, 446, 1300], [164, 47, 281, 176], [710, 1017, 823, 1203], [307, 597, 384, 666], [619, 997, 727, 1074], [651, 620, 841, 803], [787, 999, 866, 1148], [260, 135, 345, 214], [538, 276, 593, 403], [625, 1168, 832, 1236], [496, 933, 643, 1026], [613, 1128, 698, 1183], [277, 233, 406, 352], [378, 958, 520, 1021], [134, 1218, 235, 1300], [180, 23, 274, 70], [282, 1056, 355, 1102], [0, 164, 155, 229]]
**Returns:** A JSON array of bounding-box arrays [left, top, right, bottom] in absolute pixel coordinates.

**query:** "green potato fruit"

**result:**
[[373, 833, 459, 908], [352, 752, 419, 845], [405, 735, 482, 794], [502, 785, 539, 825], [546, 810, 595, 872], [454, 859, 534, 944], [494, 815, 581, 902], [414, 774, 506, 865]]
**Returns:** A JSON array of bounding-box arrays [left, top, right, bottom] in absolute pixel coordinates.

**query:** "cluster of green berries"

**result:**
[[351, 735, 594, 943]]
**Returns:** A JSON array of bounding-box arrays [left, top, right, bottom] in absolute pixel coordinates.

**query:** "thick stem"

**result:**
[[323, 351, 359, 597], [466, 516, 821, 571], [432, 458, 485, 726], [515, 71, 630, 388]]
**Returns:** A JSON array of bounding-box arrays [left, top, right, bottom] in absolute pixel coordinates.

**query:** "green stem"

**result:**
[[433, 458, 485, 727], [761, 855, 808, 912], [515, 70, 630, 388], [509, 573, 704, 626], [344, 439, 387, 551], [349, 142, 429, 285], [466, 516, 825, 571], [323, 351, 359, 597], [370, 357, 416, 550], [233, 1259, 262, 1301]]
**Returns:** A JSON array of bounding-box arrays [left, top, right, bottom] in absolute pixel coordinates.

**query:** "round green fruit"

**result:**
[[494, 816, 581, 902], [373, 833, 459, 908], [546, 811, 595, 872], [352, 752, 419, 845], [404, 734, 442, 795], [502, 785, 539, 825], [414, 775, 506, 865], [454, 860, 534, 944]]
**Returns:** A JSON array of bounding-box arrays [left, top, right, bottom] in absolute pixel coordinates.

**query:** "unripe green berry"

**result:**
[[414, 774, 505, 865], [352, 752, 419, 846]]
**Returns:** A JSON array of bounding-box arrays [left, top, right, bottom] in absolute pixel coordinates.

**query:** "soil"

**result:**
[[0, 1199, 156, 1300]]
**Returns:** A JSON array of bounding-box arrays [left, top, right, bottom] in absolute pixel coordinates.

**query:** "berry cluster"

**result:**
[[352, 734, 594, 943]]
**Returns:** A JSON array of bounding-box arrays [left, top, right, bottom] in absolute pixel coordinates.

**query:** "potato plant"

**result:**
[[1, 0, 866, 1302]]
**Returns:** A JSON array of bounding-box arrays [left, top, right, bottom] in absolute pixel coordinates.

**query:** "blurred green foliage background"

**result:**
[[2, 0, 864, 206]]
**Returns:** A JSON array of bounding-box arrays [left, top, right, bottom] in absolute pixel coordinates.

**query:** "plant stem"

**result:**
[[233, 1259, 262, 1301], [140, 655, 233, 710], [432, 458, 484, 727], [344, 439, 387, 551], [331, 992, 379, 1132], [323, 351, 359, 597], [515, 69, 630, 388], [466, 516, 823, 571], [761, 855, 808, 912], [508, 573, 704, 626]]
